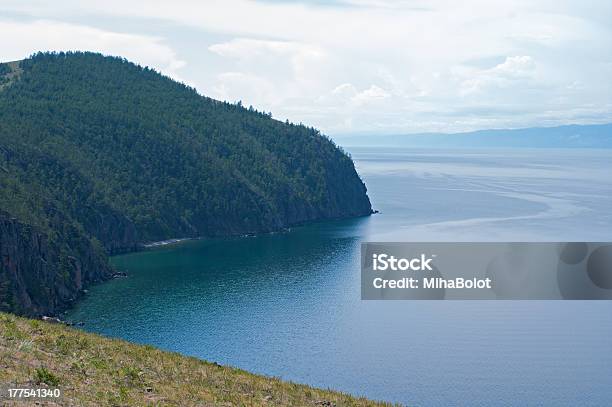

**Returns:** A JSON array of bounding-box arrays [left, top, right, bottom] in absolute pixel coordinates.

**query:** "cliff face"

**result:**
[[0, 52, 372, 316], [0, 212, 112, 317]]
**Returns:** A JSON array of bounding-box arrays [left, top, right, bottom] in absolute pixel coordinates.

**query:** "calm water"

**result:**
[[67, 148, 612, 406]]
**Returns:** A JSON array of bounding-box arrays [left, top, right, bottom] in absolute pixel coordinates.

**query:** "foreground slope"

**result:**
[[0, 312, 390, 406], [0, 52, 371, 316]]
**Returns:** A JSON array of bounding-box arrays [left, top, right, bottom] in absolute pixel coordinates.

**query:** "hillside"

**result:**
[[0, 52, 372, 316], [0, 312, 390, 406]]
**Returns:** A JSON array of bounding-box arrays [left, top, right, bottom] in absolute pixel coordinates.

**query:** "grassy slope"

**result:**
[[0, 313, 393, 406]]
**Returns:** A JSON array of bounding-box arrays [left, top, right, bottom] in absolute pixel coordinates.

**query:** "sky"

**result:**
[[1, 0, 611, 135]]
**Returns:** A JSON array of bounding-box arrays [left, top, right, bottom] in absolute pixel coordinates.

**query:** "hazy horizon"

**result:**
[[331, 122, 612, 137]]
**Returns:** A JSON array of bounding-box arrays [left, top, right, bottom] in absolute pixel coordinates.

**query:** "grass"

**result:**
[[0, 312, 396, 406]]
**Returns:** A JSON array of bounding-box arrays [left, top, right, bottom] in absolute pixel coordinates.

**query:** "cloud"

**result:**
[[493, 56, 536, 77], [332, 83, 358, 97], [212, 71, 279, 107], [0, 0, 610, 133], [0, 20, 186, 80], [318, 83, 390, 107], [460, 56, 537, 95], [351, 85, 391, 105], [208, 38, 325, 84], [209, 38, 323, 61], [207, 38, 328, 106]]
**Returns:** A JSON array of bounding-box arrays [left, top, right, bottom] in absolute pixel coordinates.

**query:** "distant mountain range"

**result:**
[[334, 124, 612, 148]]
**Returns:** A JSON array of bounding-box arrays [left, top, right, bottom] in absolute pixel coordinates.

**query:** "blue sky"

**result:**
[[1, 0, 611, 135]]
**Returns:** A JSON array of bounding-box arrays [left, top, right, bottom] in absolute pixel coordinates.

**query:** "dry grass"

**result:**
[[0, 312, 396, 406]]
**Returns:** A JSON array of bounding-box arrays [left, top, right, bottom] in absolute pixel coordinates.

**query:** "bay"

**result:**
[[66, 147, 612, 406]]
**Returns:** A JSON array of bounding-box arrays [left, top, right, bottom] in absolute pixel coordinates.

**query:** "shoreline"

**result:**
[[142, 237, 195, 248], [130, 211, 376, 252]]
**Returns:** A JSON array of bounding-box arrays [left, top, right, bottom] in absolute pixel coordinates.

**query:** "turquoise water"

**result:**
[[67, 148, 612, 406]]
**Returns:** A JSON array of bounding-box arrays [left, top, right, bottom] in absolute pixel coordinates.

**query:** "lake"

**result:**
[[66, 148, 612, 406]]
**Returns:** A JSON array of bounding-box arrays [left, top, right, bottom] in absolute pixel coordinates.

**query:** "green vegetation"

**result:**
[[0, 61, 21, 90], [0, 52, 371, 316], [34, 366, 61, 386], [0, 52, 371, 243], [0, 312, 392, 406]]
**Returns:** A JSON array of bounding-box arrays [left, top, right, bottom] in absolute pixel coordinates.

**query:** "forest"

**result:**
[[0, 52, 372, 316]]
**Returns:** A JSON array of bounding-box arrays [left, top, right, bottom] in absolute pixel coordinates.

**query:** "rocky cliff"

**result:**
[[0, 211, 112, 316]]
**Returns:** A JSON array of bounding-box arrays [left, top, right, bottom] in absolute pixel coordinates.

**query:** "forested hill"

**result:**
[[0, 52, 372, 316]]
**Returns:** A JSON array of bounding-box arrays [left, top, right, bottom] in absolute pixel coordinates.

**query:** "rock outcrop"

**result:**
[[0, 211, 112, 316]]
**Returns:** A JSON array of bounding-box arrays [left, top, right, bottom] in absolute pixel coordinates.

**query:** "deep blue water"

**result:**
[[67, 148, 612, 406]]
